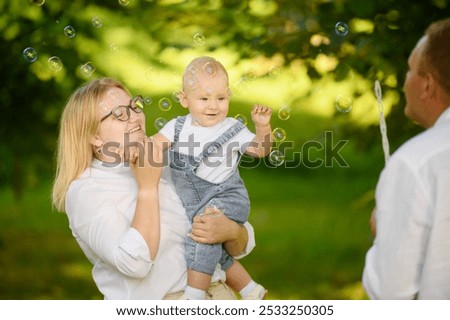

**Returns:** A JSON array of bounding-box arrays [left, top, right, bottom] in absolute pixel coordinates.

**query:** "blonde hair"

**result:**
[[182, 56, 229, 92], [52, 78, 129, 212]]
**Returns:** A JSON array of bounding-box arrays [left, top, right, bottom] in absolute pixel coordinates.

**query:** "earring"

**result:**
[[95, 146, 102, 154]]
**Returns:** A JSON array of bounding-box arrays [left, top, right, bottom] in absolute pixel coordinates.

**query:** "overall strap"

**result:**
[[173, 115, 187, 143]]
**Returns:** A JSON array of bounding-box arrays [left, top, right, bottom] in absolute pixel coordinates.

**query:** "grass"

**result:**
[[0, 156, 378, 300], [0, 105, 385, 299]]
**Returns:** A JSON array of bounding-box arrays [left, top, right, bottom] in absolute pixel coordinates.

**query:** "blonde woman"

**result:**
[[52, 78, 255, 299]]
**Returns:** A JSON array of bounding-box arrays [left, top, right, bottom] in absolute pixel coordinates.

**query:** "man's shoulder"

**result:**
[[392, 125, 450, 165]]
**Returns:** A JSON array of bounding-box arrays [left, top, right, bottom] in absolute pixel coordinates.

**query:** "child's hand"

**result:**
[[251, 104, 272, 127]]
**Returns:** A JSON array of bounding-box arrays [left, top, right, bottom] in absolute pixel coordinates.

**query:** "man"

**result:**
[[363, 18, 450, 299]]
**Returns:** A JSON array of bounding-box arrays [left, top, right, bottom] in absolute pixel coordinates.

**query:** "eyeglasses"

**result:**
[[100, 96, 145, 122]]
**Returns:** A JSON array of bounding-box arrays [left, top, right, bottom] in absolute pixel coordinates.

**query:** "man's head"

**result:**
[[403, 18, 450, 128]]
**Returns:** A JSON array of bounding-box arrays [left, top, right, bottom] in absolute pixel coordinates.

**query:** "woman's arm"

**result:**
[[130, 137, 163, 260]]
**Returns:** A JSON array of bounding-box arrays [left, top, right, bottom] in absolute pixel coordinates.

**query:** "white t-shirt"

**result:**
[[65, 160, 255, 299], [159, 114, 255, 182]]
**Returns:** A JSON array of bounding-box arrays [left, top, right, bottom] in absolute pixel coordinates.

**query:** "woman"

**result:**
[[52, 78, 255, 299]]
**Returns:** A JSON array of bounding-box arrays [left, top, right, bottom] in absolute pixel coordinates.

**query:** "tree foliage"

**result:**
[[1, 0, 448, 195]]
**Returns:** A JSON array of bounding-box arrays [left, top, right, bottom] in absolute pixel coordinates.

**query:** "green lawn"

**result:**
[[0, 107, 383, 299], [0, 157, 378, 299]]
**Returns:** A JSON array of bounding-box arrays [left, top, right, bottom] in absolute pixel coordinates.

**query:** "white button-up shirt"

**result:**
[[363, 107, 450, 299], [66, 160, 255, 299]]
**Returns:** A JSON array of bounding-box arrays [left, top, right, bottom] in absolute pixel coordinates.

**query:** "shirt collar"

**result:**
[[92, 158, 133, 176]]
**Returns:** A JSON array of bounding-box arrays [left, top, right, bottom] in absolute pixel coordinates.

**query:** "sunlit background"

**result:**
[[0, 0, 448, 299]]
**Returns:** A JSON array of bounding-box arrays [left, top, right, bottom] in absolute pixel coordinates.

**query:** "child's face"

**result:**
[[180, 70, 230, 127]]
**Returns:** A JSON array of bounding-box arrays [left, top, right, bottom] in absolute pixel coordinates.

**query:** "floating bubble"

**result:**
[[334, 95, 353, 113], [193, 33, 206, 46], [154, 117, 168, 130], [109, 43, 120, 53], [269, 66, 281, 78], [243, 69, 257, 81], [80, 62, 95, 77], [144, 96, 153, 105], [234, 114, 248, 126], [48, 56, 63, 72], [172, 91, 181, 103], [145, 67, 159, 82], [278, 105, 291, 120], [268, 150, 285, 166], [335, 22, 349, 36], [203, 62, 217, 76], [272, 127, 287, 142], [232, 79, 247, 97], [118, 0, 130, 6], [158, 98, 172, 111], [92, 17, 103, 28], [22, 47, 38, 63], [29, 0, 45, 6], [64, 25, 76, 38]]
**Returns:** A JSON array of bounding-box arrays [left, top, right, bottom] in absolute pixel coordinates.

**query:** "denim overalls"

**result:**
[[169, 115, 251, 275]]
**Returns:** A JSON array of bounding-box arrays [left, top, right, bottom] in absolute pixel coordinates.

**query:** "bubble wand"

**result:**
[[374, 80, 390, 164]]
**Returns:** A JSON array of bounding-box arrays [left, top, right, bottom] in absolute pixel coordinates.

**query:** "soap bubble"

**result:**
[[234, 114, 248, 126], [29, 0, 45, 6], [272, 127, 287, 142], [22, 47, 38, 63], [154, 117, 168, 130], [144, 96, 153, 105], [278, 105, 291, 120], [145, 67, 159, 82], [109, 43, 120, 53], [48, 56, 63, 72], [80, 62, 95, 77], [268, 150, 285, 166], [158, 98, 172, 111], [172, 91, 181, 103], [92, 17, 103, 28], [334, 95, 353, 113], [335, 22, 349, 36], [269, 66, 281, 78], [64, 25, 76, 38], [193, 33, 206, 46]]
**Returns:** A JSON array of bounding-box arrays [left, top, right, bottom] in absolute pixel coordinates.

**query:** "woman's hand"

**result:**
[[190, 207, 239, 244], [130, 137, 163, 191], [190, 207, 248, 256]]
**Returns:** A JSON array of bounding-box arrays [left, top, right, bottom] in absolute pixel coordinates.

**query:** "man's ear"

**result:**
[[421, 73, 438, 100], [178, 91, 189, 109]]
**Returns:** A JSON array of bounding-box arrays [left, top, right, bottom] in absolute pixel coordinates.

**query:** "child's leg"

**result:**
[[225, 260, 252, 292], [185, 269, 212, 300], [188, 269, 212, 291], [225, 260, 267, 300]]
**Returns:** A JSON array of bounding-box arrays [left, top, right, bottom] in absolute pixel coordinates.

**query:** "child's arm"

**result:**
[[245, 104, 273, 158]]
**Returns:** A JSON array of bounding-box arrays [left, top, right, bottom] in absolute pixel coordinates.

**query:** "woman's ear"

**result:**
[[178, 91, 189, 109], [90, 135, 103, 149]]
